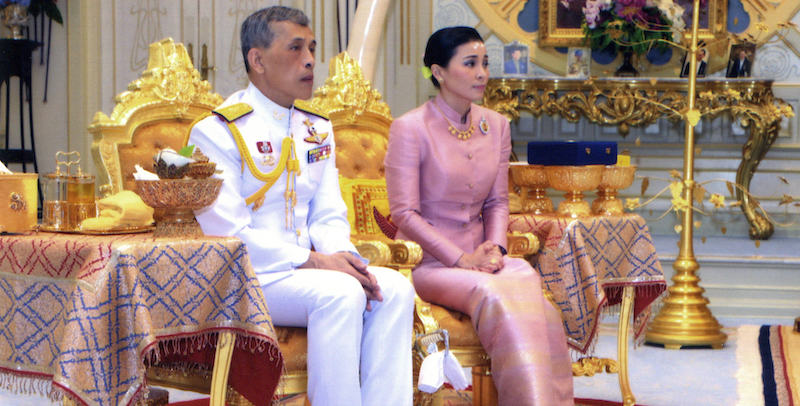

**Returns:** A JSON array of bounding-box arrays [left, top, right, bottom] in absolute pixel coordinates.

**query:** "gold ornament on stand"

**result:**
[[545, 165, 604, 218], [136, 179, 223, 238], [645, 0, 727, 349], [592, 165, 637, 215], [509, 163, 553, 214]]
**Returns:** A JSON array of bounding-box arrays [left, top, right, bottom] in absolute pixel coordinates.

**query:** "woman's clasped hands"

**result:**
[[455, 240, 504, 273]]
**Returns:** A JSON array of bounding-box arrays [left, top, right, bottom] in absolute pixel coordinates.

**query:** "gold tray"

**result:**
[[39, 224, 155, 235]]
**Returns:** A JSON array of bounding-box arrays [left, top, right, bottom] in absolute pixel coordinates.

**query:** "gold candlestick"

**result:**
[[645, 0, 727, 349]]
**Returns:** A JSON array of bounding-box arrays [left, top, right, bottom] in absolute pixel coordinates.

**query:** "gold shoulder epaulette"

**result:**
[[213, 103, 254, 123], [294, 100, 329, 120]]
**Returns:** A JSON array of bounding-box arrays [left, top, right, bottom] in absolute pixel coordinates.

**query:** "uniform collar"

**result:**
[[245, 82, 293, 128]]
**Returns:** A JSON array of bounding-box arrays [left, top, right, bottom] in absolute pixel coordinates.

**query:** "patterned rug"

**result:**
[[737, 325, 799, 406]]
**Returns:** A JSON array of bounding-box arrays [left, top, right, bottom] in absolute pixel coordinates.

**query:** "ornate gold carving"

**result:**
[[484, 78, 790, 239], [116, 39, 222, 118], [9, 192, 27, 212], [354, 240, 392, 266], [89, 38, 224, 196], [389, 239, 423, 269], [572, 357, 619, 376], [507, 231, 539, 260], [309, 52, 392, 127]]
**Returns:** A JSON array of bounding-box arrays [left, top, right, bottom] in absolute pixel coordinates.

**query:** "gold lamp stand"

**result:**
[[644, 0, 727, 349]]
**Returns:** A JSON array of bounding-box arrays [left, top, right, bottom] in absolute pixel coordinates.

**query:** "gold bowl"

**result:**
[[592, 165, 637, 215], [136, 178, 223, 238], [545, 165, 604, 218], [509, 163, 553, 214]]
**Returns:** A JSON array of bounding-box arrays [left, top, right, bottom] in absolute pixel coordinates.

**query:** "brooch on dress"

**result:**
[[479, 117, 490, 134]]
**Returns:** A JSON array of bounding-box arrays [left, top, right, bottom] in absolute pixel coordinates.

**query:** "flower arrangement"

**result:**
[[578, 0, 691, 56]]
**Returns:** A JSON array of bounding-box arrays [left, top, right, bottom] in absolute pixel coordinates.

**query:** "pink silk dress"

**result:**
[[385, 95, 574, 406]]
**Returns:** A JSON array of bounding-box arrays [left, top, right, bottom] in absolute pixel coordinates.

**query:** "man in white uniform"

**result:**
[[188, 6, 414, 405]]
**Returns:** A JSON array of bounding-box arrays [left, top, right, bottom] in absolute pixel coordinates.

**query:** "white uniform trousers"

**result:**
[[262, 266, 415, 406]]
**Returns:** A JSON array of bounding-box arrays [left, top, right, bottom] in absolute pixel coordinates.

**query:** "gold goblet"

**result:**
[[592, 165, 637, 215], [509, 163, 553, 214], [545, 165, 604, 218], [136, 178, 223, 238]]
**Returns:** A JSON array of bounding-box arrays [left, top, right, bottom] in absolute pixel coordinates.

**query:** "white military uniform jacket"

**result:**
[[189, 83, 362, 287]]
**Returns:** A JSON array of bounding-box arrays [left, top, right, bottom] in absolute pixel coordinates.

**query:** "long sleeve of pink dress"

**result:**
[[385, 95, 574, 406]]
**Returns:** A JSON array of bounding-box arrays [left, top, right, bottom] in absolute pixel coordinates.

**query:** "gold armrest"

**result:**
[[353, 239, 422, 278], [507, 231, 539, 260], [354, 240, 392, 266]]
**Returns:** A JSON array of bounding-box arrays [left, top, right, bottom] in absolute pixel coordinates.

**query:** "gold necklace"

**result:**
[[434, 102, 474, 141]]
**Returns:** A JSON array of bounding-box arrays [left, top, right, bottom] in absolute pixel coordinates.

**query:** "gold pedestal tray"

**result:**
[[136, 179, 223, 238], [545, 165, 604, 218], [509, 163, 553, 214], [592, 165, 637, 215]]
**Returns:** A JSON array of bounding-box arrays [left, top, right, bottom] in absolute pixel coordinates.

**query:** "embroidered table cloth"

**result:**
[[0, 232, 283, 406], [508, 213, 667, 353]]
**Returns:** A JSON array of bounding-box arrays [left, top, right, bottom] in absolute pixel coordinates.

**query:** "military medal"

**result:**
[[479, 117, 490, 134], [303, 118, 328, 144], [308, 145, 331, 163], [257, 141, 275, 166], [257, 141, 272, 153]]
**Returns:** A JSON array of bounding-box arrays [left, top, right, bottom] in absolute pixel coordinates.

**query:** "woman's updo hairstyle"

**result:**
[[423, 26, 483, 88]]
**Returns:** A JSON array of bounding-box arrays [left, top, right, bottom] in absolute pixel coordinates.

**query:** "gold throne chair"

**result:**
[[308, 53, 540, 406]]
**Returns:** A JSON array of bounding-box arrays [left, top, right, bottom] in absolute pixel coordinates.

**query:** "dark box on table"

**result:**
[[527, 141, 617, 166]]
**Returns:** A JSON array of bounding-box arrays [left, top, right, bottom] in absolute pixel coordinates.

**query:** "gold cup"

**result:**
[[509, 163, 553, 214], [592, 165, 637, 215], [545, 165, 604, 218]]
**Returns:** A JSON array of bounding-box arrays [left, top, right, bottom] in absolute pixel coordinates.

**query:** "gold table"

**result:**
[[0, 231, 283, 406], [485, 77, 785, 240]]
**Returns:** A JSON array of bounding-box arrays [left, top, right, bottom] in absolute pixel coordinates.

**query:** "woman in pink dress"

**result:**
[[384, 27, 574, 405]]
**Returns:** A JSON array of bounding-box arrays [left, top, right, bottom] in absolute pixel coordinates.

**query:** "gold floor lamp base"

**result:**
[[645, 258, 728, 349]]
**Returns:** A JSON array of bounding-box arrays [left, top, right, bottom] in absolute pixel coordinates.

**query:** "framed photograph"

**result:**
[[566, 48, 591, 78], [679, 48, 708, 78], [539, 0, 728, 47], [503, 41, 529, 76], [725, 42, 756, 78]]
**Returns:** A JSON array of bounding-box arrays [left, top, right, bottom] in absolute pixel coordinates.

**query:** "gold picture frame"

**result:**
[[539, 0, 728, 48]]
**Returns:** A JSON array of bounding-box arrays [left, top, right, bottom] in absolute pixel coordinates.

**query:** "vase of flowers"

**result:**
[[579, 0, 687, 76], [1, 0, 31, 39]]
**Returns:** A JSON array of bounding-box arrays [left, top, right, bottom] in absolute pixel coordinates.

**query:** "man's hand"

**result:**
[[454, 240, 504, 273], [300, 251, 384, 311]]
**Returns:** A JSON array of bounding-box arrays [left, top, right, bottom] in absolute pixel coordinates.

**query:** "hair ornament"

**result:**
[[421, 66, 433, 79]]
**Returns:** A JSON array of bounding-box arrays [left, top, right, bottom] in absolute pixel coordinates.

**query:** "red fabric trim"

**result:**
[[152, 330, 283, 406], [574, 398, 653, 406]]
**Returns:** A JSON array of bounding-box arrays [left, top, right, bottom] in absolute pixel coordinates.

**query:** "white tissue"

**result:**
[[154, 148, 195, 166], [443, 350, 468, 390], [0, 160, 11, 174], [133, 164, 159, 180], [417, 349, 468, 393], [417, 351, 446, 393]]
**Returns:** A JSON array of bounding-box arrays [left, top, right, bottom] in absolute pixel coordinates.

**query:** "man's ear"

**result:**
[[247, 48, 266, 74]]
